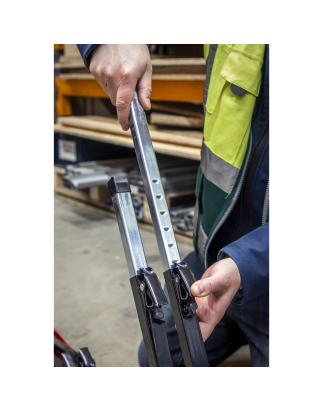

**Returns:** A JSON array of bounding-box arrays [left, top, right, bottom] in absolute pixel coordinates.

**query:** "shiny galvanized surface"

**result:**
[[112, 191, 147, 278], [63, 171, 112, 189], [129, 91, 181, 272]]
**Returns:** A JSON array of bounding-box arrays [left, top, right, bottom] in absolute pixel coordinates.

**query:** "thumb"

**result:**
[[191, 276, 218, 297], [137, 65, 152, 111]]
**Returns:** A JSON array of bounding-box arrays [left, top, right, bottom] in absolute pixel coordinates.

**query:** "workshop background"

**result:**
[[54, 44, 252, 367]]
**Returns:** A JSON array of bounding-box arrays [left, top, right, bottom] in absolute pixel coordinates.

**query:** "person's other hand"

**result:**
[[89, 44, 152, 131], [191, 258, 242, 342]]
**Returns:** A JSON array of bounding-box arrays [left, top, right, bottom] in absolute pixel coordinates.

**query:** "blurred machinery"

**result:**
[[61, 158, 197, 233]]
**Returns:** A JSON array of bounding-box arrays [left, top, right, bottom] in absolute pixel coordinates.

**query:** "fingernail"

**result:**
[[192, 282, 204, 295]]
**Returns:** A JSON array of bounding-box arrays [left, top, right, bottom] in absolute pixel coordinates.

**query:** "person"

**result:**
[[77, 44, 269, 367]]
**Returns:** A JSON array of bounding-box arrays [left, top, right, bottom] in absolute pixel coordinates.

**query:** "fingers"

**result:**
[[88, 44, 152, 130], [191, 258, 241, 298], [191, 275, 219, 297], [190, 259, 243, 342], [115, 73, 137, 131], [137, 64, 152, 110]]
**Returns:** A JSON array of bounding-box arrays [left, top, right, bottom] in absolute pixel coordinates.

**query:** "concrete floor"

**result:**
[[54, 197, 194, 366], [54, 197, 251, 367]]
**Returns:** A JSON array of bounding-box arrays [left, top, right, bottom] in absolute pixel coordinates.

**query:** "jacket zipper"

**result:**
[[236, 126, 269, 239], [204, 132, 253, 268], [262, 179, 269, 225]]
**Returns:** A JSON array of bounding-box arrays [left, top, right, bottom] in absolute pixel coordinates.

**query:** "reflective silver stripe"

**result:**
[[203, 44, 218, 114], [197, 222, 208, 256], [204, 133, 253, 268], [200, 142, 240, 194]]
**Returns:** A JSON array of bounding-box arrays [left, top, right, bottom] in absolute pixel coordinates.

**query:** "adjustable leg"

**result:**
[[129, 90, 209, 367], [164, 263, 209, 367], [108, 177, 173, 367]]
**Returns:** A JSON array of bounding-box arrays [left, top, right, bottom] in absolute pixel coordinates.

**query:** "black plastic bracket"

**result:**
[[163, 262, 209, 367], [78, 348, 96, 367], [61, 351, 78, 367], [61, 348, 96, 367], [130, 268, 173, 367], [55, 337, 96, 367], [107, 176, 131, 197]]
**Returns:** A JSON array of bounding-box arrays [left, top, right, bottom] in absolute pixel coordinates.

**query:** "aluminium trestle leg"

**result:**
[[128, 90, 209, 367], [108, 177, 173, 367]]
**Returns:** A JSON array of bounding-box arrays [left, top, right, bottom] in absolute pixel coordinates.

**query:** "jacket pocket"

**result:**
[[204, 45, 265, 169]]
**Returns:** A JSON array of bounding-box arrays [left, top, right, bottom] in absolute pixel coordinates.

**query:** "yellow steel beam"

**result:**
[[55, 77, 204, 116], [54, 44, 64, 51]]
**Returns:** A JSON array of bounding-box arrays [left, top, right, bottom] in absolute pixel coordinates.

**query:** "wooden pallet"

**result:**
[[54, 166, 194, 245]]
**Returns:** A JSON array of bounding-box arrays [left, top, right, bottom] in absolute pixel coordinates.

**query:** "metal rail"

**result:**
[[108, 177, 173, 367], [129, 91, 180, 272], [109, 178, 147, 278], [129, 90, 209, 367]]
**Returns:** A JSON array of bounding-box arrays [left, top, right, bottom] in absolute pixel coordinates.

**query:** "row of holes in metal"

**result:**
[[153, 178, 173, 248]]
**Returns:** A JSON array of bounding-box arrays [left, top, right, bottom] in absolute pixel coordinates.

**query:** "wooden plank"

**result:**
[[54, 167, 64, 188], [57, 73, 92, 80], [151, 101, 204, 119], [58, 73, 205, 81], [166, 189, 195, 199], [55, 61, 86, 69], [63, 44, 80, 58], [150, 112, 204, 128], [57, 57, 205, 66], [55, 57, 205, 73], [55, 186, 90, 202], [89, 186, 110, 202], [153, 128, 203, 139], [56, 116, 202, 148], [54, 124, 201, 160], [83, 116, 203, 138], [59, 56, 84, 64], [152, 58, 205, 67]]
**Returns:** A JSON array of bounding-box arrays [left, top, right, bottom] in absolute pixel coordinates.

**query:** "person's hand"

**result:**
[[191, 258, 242, 342], [89, 44, 152, 131]]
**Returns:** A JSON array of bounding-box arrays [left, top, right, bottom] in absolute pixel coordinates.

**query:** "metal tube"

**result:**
[[111, 190, 147, 278], [128, 92, 209, 367], [129, 91, 180, 272], [63, 171, 112, 189], [108, 177, 173, 367]]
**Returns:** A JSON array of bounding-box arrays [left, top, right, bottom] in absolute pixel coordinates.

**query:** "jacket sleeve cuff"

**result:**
[[76, 44, 98, 69], [217, 223, 269, 305], [218, 245, 253, 304]]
